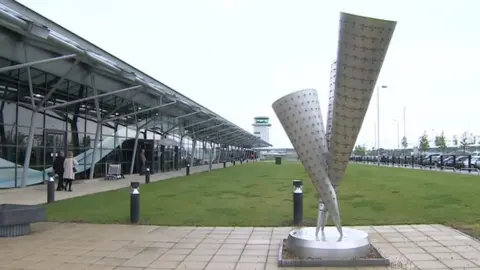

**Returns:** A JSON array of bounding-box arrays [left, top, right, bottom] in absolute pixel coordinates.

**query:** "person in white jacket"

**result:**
[[63, 151, 78, 192]]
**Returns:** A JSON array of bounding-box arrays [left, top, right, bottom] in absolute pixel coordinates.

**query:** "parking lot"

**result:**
[[351, 154, 480, 175]]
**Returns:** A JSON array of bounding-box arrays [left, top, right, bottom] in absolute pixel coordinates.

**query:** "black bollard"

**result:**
[[186, 164, 190, 176], [130, 182, 140, 224], [47, 175, 55, 204], [145, 167, 150, 184], [233, 160, 236, 166], [292, 180, 303, 226], [223, 161, 226, 168], [440, 155, 444, 170]]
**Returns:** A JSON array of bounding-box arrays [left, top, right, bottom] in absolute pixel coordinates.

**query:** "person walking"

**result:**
[[53, 151, 65, 191], [63, 151, 78, 192], [139, 149, 146, 175]]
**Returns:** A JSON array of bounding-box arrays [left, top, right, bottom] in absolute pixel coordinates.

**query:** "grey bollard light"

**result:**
[[47, 175, 55, 203], [145, 167, 150, 184], [186, 164, 190, 176], [130, 182, 140, 224], [293, 179, 303, 226]]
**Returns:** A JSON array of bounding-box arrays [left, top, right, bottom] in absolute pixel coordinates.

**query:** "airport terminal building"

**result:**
[[0, 2, 270, 188]]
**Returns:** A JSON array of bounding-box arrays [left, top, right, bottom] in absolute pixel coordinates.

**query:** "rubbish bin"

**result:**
[[275, 157, 282, 165]]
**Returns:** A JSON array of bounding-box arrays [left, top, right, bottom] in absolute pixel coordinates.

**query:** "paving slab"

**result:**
[[0, 223, 479, 269]]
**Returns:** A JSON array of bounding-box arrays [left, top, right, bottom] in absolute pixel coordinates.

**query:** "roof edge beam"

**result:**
[[106, 100, 177, 122], [197, 126, 235, 139], [195, 123, 224, 135], [43, 85, 142, 111], [0, 53, 77, 74], [163, 111, 203, 134], [183, 118, 215, 129]]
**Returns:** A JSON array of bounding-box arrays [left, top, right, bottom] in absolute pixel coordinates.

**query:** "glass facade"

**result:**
[[0, 57, 257, 189], [0, 80, 232, 188], [0, 91, 235, 188]]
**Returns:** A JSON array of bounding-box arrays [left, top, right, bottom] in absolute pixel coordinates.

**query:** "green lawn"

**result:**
[[45, 162, 480, 229]]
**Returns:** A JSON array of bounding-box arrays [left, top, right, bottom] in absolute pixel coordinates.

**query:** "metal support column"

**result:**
[[201, 141, 206, 164], [128, 117, 155, 174], [208, 142, 213, 171], [21, 53, 37, 188], [21, 48, 79, 187], [22, 113, 36, 188], [191, 135, 197, 166], [90, 122, 102, 179], [89, 74, 102, 179], [130, 127, 141, 175]]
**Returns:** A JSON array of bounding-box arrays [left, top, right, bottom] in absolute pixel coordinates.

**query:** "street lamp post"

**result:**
[[393, 119, 400, 149], [377, 85, 387, 165], [403, 106, 406, 155]]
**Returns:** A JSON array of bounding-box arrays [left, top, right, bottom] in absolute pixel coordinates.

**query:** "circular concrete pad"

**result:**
[[286, 227, 370, 260]]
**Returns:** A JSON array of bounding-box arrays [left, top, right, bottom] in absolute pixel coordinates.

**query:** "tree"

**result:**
[[435, 131, 447, 153], [459, 132, 474, 153], [452, 135, 458, 146], [353, 145, 366, 156], [419, 131, 430, 154], [401, 136, 408, 150]]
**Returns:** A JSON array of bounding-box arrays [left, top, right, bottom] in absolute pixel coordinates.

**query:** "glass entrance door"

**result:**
[[43, 129, 67, 180]]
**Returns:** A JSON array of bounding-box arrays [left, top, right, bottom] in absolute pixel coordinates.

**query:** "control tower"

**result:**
[[252, 116, 271, 144]]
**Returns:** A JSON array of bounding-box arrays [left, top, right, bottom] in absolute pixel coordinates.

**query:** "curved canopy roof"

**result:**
[[0, 1, 271, 148]]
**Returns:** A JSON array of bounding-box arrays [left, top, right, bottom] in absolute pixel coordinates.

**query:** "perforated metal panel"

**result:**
[[272, 89, 342, 232], [272, 12, 396, 236], [328, 13, 397, 188]]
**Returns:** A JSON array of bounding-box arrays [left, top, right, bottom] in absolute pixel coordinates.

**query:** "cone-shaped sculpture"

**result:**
[[317, 13, 397, 235], [327, 13, 397, 188], [272, 12, 396, 261], [272, 89, 342, 239]]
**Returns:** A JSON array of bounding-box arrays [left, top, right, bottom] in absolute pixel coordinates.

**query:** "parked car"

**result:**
[[431, 154, 450, 166], [421, 154, 440, 166], [454, 156, 469, 169], [442, 155, 467, 167], [462, 156, 480, 168]]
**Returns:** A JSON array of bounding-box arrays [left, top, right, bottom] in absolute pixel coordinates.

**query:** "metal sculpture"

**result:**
[[272, 12, 396, 248]]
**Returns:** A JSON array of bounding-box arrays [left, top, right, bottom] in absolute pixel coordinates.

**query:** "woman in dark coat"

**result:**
[[53, 151, 65, 191]]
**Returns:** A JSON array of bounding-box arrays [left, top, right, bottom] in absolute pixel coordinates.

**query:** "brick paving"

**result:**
[[1, 223, 479, 269]]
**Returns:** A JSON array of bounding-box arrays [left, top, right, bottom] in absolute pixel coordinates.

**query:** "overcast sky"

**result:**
[[18, 0, 480, 149]]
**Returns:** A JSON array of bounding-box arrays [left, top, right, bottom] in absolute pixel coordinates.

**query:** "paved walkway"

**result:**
[[0, 163, 234, 205], [0, 223, 479, 270]]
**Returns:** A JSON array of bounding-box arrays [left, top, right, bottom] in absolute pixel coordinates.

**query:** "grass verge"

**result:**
[[45, 162, 480, 232]]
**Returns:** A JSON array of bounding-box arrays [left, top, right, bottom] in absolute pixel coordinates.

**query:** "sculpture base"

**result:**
[[279, 239, 389, 267], [279, 227, 389, 267], [287, 227, 370, 259]]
